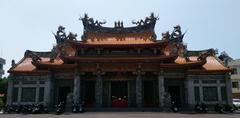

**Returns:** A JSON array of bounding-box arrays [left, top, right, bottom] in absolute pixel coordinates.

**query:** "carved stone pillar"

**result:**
[[158, 72, 165, 107], [73, 69, 81, 104], [95, 73, 103, 108], [136, 72, 142, 108]]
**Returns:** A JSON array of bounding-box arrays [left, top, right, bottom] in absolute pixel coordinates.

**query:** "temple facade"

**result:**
[[7, 14, 232, 110]]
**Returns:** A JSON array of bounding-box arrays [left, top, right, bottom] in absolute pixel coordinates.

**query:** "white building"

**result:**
[[0, 57, 5, 78], [228, 59, 240, 99]]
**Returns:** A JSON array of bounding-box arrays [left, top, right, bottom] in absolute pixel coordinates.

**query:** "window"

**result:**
[[22, 81, 36, 84], [231, 68, 237, 74], [232, 82, 239, 88], [21, 87, 36, 102], [12, 87, 18, 102], [194, 87, 200, 102], [39, 87, 44, 102], [220, 80, 225, 84], [203, 87, 218, 101], [193, 80, 199, 84], [39, 81, 45, 84], [13, 81, 19, 85]]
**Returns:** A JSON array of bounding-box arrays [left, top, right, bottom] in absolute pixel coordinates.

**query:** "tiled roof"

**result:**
[[175, 56, 230, 71], [9, 55, 229, 73], [9, 57, 63, 72]]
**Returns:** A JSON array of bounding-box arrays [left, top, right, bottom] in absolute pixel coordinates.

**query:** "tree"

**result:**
[[0, 77, 8, 107]]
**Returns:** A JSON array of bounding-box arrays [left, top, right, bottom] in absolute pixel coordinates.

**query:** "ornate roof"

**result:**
[[80, 13, 158, 34], [7, 14, 231, 75]]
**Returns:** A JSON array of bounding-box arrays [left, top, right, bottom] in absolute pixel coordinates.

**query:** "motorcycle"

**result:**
[[15, 104, 22, 113], [214, 103, 224, 113], [21, 104, 29, 114], [72, 102, 78, 113], [39, 103, 49, 113], [72, 102, 84, 113], [32, 103, 41, 114], [171, 101, 178, 112], [201, 103, 207, 113], [194, 103, 202, 113], [78, 104, 84, 113], [28, 104, 34, 113], [4, 104, 12, 113], [224, 104, 235, 113], [55, 101, 65, 115]]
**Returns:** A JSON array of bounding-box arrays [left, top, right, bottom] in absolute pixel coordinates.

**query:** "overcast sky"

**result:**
[[1, 0, 240, 77]]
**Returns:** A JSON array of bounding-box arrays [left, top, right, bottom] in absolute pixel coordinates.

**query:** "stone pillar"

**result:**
[[225, 74, 233, 105], [136, 72, 142, 108], [217, 80, 222, 102], [73, 69, 81, 104], [185, 78, 194, 106], [44, 70, 54, 109], [17, 81, 22, 102], [95, 73, 103, 108], [36, 85, 40, 102], [158, 73, 165, 107], [6, 79, 13, 104]]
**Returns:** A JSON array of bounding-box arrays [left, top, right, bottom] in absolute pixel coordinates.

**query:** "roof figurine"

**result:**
[[80, 13, 158, 33], [132, 12, 159, 26], [170, 25, 186, 43], [53, 25, 67, 44], [161, 31, 170, 40], [67, 32, 77, 40]]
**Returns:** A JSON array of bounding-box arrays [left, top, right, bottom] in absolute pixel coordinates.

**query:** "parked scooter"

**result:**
[[15, 104, 22, 113], [194, 103, 202, 113], [224, 104, 235, 113], [32, 103, 41, 114], [72, 102, 84, 113], [78, 103, 84, 113], [171, 101, 178, 112], [215, 103, 224, 113], [42, 104, 49, 113], [55, 101, 65, 115], [201, 103, 208, 113], [21, 104, 29, 114], [72, 102, 78, 113], [4, 104, 13, 113]]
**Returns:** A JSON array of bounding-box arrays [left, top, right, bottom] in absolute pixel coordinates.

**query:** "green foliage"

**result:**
[[0, 77, 8, 93], [0, 98, 4, 109], [0, 77, 9, 107]]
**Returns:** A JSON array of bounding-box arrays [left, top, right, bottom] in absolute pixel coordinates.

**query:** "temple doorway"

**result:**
[[168, 86, 181, 107], [84, 81, 95, 107], [143, 80, 155, 107], [111, 81, 128, 107]]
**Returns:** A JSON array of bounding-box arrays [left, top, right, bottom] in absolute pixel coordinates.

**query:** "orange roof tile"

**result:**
[[175, 56, 229, 71], [10, 57, 63, 72]]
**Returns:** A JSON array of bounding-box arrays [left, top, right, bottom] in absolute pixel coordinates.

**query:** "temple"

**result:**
[[7, 13, 232, 110]]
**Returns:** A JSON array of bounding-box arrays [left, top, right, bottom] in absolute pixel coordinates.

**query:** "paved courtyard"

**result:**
[[1, 112, 240, 118]]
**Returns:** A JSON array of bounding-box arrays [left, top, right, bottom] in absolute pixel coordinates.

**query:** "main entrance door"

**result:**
[[144, 80, 155, 107], [168, 86, 181, 107], [111, 81, 128, 107]]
